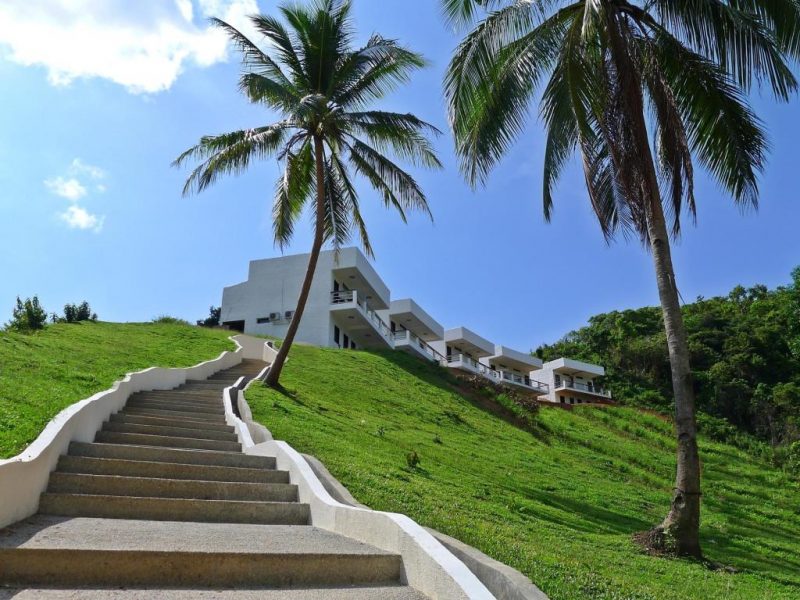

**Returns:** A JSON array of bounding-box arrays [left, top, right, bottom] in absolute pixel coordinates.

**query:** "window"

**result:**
[[334, 326, 340, 346], [560, 396, 565, 404], [570, 398, 575, 405], [554, 374, 562, 387], [351, 341, 356, 350], [256, 317, 270, 324], [343, 334, 349, 348]]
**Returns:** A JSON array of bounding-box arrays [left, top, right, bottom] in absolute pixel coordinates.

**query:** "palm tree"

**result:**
[[443, 0, 799, 557], [175, 0, 441, 387]]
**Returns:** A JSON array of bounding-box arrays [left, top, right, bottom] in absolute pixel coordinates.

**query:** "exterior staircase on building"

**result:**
[[0, 360, 426, 599]]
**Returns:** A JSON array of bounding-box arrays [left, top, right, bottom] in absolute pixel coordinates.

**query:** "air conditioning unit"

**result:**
[[284, 310, 295, 320], [269, 312, 281, 321]]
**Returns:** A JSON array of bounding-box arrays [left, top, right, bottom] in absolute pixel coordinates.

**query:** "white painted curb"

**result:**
[[0, 334, 245, 529], [224, 336, 495, 600]]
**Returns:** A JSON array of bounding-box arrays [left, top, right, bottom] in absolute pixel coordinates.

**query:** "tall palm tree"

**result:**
[[443, 0, 799, 557], [175, 0, 441, 387]]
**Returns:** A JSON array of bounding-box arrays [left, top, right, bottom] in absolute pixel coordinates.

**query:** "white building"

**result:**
[[221, 248, 611, 404], [535, 358, 612, 405]]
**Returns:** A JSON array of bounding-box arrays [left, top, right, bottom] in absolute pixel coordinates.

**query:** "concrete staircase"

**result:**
[[0, 360, 426, 598]]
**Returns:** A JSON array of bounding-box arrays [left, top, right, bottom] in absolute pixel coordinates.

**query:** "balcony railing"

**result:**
[[331, 290, 357, 305], [495, 370, 549, 394], [555, 379, 610, 397], [392, 329, 447, 363]]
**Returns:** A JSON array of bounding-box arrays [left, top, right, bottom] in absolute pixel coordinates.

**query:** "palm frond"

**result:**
[[173, 124, 291, 196], [446, 2, 581, 185], [273, 138, 314, 248], [343, 111, 442, 168], [652, 0, 797, 99], [335, 36, 427, 108], [648, 27, 768, 206]]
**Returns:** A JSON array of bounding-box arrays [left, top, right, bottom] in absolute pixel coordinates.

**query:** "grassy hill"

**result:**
[[246, 345, 800, 600], [0, 321, 235, 458]]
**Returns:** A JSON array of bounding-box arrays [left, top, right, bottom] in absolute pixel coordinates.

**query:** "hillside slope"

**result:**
[[247, 345, 800, 600], [0, 321, 235, 458]]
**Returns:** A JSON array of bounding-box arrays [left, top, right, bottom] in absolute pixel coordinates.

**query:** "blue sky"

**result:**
[[1, 0, 798, 351]]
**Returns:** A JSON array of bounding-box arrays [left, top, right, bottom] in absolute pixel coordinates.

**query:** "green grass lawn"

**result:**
[[246, 345, 800, 600], [0, 321, 235, 458]]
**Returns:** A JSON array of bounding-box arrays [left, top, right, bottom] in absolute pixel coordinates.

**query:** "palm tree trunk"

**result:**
[[600, 9, 702, 556], [264, 135, 326, 387], [645, 199, 702, 557]]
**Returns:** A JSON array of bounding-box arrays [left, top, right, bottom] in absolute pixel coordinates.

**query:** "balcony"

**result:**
[[330, 290, 393, 349], [554, 379, 611, 398], [446, 353, 496, 377], [391, 329, 445, 363], [494, 370, 549, 394]]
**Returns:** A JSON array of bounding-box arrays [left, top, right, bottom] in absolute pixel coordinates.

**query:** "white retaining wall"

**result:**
[[225, 340, 494, 600]]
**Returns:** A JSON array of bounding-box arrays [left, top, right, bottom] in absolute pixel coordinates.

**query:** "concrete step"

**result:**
[[38, 494, 310, 524], [131, 394, 223, 406], [0, 516, 400, 588], [131, 388, 224, 402], [56, 455, 290, 484], [109, 412, 234, 433], [47, 473, 298, 502], [121, 407, 228, 423], [125, 399, 224, 414], [94, 431, 241, 452], [68, 442, 275, 469], [0, 586, 427, 599], [101, 421, 239, 442], [170, 380, 230, 396]]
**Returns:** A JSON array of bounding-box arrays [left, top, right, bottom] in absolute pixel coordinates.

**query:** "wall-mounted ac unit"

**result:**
[[269, 312, 281, 321], [284, 310, 295, 319]]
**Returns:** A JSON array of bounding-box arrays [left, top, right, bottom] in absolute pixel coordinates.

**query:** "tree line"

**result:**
[[537, 268, 800, 465]]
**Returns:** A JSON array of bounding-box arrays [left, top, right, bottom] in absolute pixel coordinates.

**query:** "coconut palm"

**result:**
[[443, 0, 800, 556], [175, 0, 441, 387]]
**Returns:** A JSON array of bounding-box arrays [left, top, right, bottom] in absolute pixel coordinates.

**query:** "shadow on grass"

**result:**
[[371, 349, 553, 443]]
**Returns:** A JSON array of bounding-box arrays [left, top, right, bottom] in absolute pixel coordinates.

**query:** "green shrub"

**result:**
[[197, 306, 221, 327], [54, 301, 98, 324], [8, 296, 48, 332], [405, 450, 421, 469], [151, 315, 191, 326]]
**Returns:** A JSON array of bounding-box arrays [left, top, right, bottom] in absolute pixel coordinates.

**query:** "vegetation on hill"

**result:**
[[0, 321, 235, 458], [247, 345, 800, 600], [537, 268, 800, 472]]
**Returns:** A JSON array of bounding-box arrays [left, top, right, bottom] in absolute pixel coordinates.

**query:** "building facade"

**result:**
[[221, 248, 611, 404]]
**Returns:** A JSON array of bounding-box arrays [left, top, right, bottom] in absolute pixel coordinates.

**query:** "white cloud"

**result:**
[[60, 205, 104, 232], [70, 158, 105, 180], [44, 176, 87, 201], [0, 0, 260, 94]]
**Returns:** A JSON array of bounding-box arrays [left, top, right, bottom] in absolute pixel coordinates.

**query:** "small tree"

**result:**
[[8, 296, 48, 331], [197, 306, 221, 327], [55, 301, 98, 324]]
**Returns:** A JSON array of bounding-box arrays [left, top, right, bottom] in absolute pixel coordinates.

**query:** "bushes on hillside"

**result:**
[[7, 296, 48, 332], [197, 306, 221, 327], [52, 301, 98, 324], [538, 267, 800, 449], [152, 315, 191, 326]]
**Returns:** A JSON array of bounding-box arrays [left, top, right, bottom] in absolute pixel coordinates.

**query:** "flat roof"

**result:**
[[543, 357, 604, 377], [488, 345, 543, 372], [443, 327, 495, 358], [387, 298, 444, 341]]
